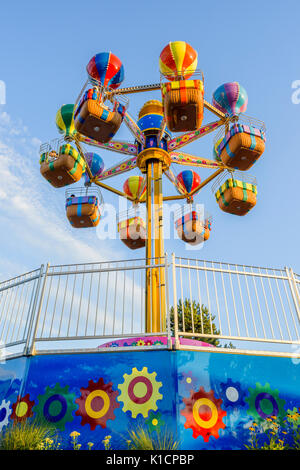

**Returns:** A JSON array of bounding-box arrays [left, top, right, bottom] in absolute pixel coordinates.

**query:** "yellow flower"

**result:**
[[252, 422, 258, 427], [70, 431, 80, 438], [249, 427, 255, 432], [88, 442, 94, 448]]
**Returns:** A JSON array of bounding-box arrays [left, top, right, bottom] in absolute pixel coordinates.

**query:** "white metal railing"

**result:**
[[0, 256, 299, 358], [171, 255, 300, 352]]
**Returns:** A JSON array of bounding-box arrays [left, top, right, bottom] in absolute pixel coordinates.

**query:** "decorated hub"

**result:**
[[39, 41, 266, 333]]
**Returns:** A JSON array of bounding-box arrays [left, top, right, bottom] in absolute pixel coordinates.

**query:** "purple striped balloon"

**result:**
[[212, 82, 248, 116]]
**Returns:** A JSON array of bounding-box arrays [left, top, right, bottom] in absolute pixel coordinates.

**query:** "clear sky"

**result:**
[[0, 0, 299, 281]]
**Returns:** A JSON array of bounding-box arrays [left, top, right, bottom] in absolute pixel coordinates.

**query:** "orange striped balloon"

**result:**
[[123, 176, 146, 201], [159, 41, 198, 81]]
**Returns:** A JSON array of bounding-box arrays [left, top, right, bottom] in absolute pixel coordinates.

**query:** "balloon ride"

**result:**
[[39, 41, 266, 332]]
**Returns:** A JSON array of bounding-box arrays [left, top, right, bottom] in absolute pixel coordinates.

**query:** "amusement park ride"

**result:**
[[39, 41, 266, 334]]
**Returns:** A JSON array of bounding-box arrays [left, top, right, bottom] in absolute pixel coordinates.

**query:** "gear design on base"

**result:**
[[0, 399, 11, 431], [219, 378, 246, 408], [34, 383, 76, 431], [245, 382, 285, 424], [181, 386, 227, 442], [145, 411, 165, 433], [178, 371, 198, 392], [11, 394, 34, 423], [118, 367, 163, 418], [75, 378, 119, 430]]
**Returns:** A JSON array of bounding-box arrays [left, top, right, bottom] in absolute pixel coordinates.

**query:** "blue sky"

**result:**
[[0, 0, 299, 280]]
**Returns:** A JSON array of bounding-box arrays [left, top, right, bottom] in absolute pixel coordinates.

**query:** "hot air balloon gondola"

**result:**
[[159, 41, 204, 133], [65, 187, 103, 228], [74, 52, 128, 143], [212, 170, 257, 216], [212, 83, 266, 170], [40, 140, 86, 188], [117, 176, 147, 250], [173, 170, 210, 245], [175, 204, 212, 245]]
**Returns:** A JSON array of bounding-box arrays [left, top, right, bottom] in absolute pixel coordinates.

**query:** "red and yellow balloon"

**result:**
[[159, 41, 198, 81], [123, 176, 146, 202]]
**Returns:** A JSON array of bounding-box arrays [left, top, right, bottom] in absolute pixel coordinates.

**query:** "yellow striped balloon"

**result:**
[[159, 41, 198, 81], [56, 104, 76, 139], [123, 176, 146, 202]]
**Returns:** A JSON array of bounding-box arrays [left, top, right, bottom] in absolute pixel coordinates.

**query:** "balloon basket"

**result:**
[[74, 80, 128, 143], [175, 205, 212, 246], [160, 70, 204, 132], [65, 186, 103, 228], [117, 207, 146, 250], [214, 115, 266, 171], [40, 141, 85, 188], [212, 170, 257, 216]]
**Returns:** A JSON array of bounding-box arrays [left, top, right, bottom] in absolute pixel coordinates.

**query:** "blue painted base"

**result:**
[[0, 348, 299, 450]]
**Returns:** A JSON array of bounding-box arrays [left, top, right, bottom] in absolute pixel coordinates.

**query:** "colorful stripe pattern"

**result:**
[[74, 88, 126, 122], [117, 216, 146, 231], [168, 120, 222, 151], [212, 82, 248, 116], [175, 211, 211, 230], [40, 144, 86, 175], [97, 156, 138, 180], [177, 170, 201, 194], [214, 124, 266, 159], [170, 151, 221, 169], [65, 195, 99, 208], [123, 176, 146, 201], [86, 52, 124, 90], [175, 211, 198, 229], [215, 179, 257, 204], [159, 41, 198, 81], [56, 104, 76, 139], [161, 79, 203, 101], [66, 196, 100, 226]]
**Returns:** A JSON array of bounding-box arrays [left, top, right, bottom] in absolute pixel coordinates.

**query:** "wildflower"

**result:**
[[252, 422, 258, 427], [249, 427, 255, 432], [70, 431, 80, 438], [87, 442, 94, 450]]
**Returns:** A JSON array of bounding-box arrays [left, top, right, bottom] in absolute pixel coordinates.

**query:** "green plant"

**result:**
[[245, 411, 300, 450], [170, 298, 235, 348], [126, 425, 180, 450], [69, 431, 81, 450], [0, 420, 59, 451]]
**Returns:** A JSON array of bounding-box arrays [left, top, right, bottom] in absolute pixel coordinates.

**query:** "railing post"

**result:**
[[286, 267, 300, 323], [171, 253, 180, 349], [24, 263, 49, 356], [164, 253, 172, 349]]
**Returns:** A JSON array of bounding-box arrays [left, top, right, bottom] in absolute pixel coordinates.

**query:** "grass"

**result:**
[[0, 420, 59, 451], [126, 425, 180, 450]]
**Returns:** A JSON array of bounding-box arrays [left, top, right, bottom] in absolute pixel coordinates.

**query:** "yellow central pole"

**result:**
[[146, 161, 153, 333], [142, 149, 168, 333]]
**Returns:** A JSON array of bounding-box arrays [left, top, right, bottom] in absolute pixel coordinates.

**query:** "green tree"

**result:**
[[170, 298, 234, 348]]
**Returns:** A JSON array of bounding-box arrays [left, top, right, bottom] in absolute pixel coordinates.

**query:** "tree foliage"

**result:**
[[170, 298, 234, 348]]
